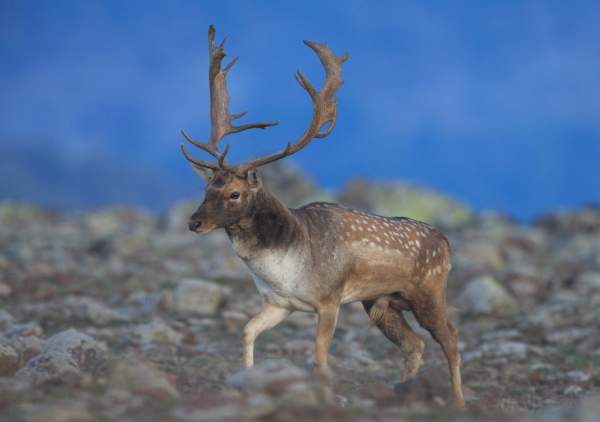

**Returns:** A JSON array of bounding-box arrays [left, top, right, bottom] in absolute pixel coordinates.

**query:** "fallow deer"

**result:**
[[181, 26, 465, 408]]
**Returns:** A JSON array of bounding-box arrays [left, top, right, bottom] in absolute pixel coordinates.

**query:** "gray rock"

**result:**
[[0, 335, 46, 376], [535, 207, 600, 234], [563, 385, 584, 396], [284, 339, 314, 356], [4, 322, 43, 338], [0, 309, 15, 331], [109, 359, 179, 399], [0, 281, 11, 297], [16, 329, 106, 385], [85, 207, 157, 238], [576, 271, 600, 293], [229, 359, 331, 407], [564, 370, 591, 383], [453, 241, 504, 272], [120, 291, 163, 320], [131, 319, 183, 345], [478, 341, 531, 359], [10, 336, 46, 365], [169, 278, 224, 316], [457, 275, 519, 316], [0, 339, 19, 376], [64, 295, 129, 325], [229, 359, 308, 392]]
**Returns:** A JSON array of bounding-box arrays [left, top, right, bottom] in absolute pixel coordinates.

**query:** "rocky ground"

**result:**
[[1, 165, 599, 421]]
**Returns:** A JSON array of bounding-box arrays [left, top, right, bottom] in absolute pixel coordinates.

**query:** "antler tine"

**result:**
[[208, 25, 278, 143], [232, 41, 348, 175], [181, 130, 220, 159], [180, 143, 221, 171], [181, 25, 278, 172]]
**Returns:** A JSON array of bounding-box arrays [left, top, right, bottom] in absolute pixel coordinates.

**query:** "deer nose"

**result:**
[[188, 219, 202, 232]]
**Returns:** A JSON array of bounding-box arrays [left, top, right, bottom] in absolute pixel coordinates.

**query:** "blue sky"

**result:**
[[1, 1, 599, 219]]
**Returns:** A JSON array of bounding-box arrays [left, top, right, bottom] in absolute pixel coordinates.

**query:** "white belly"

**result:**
[[244, 250, 315, 312]]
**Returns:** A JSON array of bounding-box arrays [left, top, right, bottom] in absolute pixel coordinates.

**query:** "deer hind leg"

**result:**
[[243, 303, 291, 368], [411, 288, 465, 409], [313, 304, 340, 384], [362, 296, 425, 381]]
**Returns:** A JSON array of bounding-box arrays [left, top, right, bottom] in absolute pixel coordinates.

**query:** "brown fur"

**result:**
[[189, 178, 465, 408]]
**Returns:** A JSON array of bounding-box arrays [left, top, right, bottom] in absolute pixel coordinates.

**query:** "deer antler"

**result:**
[[181, 26, 348, 176], [230, 41, 348, 175], [181, 25, 278, 171]]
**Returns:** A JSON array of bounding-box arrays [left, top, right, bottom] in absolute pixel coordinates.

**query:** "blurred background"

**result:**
[[2, 3, 600, 419], [1, 0, 599, 220]]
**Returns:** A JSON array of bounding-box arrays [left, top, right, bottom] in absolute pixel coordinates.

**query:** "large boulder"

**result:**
[[109, 359, 179, 399], [457, 275, 519, 316], [167, 278, 224, 316], [16, 329, 106, 385], [0, 336, 46, 376], [131, 319, 183, 345]]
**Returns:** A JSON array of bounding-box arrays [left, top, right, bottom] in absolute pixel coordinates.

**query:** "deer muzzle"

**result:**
[[188, 218, 202, 232]]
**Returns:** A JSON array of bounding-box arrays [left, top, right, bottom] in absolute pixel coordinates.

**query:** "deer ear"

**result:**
[[247, 169, 262, 189], [191, 164, 213, 182]]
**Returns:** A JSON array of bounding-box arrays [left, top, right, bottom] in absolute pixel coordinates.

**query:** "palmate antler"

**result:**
[[181, 25, 348, 176]]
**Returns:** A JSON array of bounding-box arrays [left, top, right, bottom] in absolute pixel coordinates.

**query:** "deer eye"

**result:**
[[229, 192, 240, 200]]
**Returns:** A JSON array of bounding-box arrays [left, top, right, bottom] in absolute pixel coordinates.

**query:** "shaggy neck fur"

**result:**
[[226, 188, 304, 257]]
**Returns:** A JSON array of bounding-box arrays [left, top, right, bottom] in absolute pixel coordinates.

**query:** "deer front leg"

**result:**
[[314, 304, 340, 380], [243, 303, 291, 368]]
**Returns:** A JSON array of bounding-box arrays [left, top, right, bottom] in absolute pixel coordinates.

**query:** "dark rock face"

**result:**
[[0, 184, 599, 420]]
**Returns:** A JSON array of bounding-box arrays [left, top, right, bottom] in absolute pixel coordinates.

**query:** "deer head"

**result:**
[[183, 26, 348, 234]]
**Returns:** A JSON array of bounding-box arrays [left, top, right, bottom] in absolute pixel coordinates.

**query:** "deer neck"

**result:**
[[226, 189, 304, 260]]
